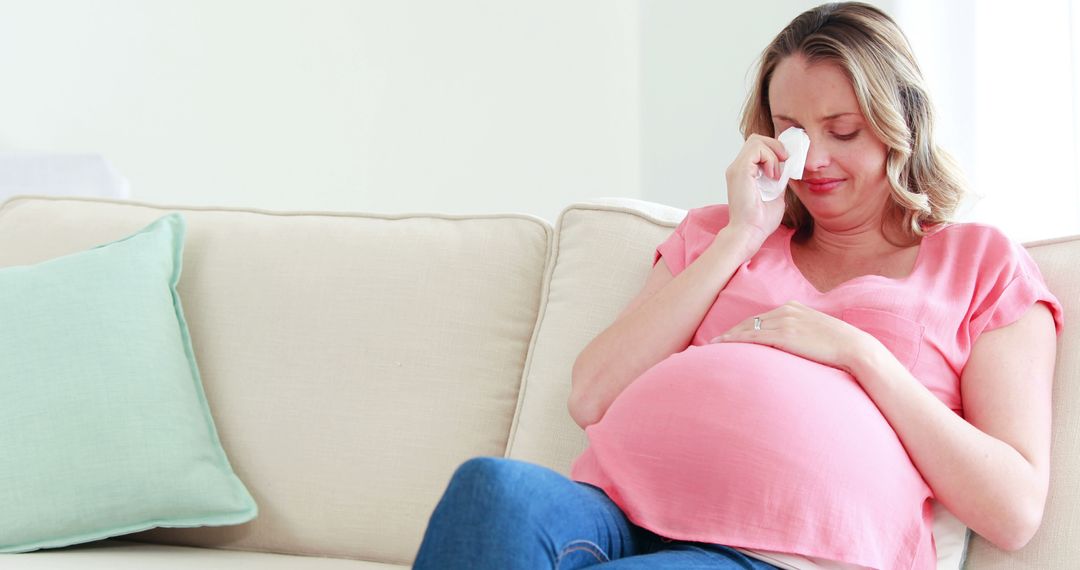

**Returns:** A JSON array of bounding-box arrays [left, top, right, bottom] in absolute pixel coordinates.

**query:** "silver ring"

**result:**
[[753, 316, 762, 331]]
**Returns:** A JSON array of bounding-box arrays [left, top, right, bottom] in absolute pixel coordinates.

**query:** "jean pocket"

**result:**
[[841, 307, 925, 370]]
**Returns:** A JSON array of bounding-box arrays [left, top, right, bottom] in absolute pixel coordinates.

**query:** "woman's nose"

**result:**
[[802, 137, 829, 172]]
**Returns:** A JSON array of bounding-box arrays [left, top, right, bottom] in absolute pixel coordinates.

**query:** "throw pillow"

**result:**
[[0, 213, 257, 553]]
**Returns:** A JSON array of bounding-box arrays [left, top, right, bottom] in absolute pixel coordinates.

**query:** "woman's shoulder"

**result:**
[[927, 221, 1064, 335], [925, 221, 1021, 252], [923, 221, 1039, 277]]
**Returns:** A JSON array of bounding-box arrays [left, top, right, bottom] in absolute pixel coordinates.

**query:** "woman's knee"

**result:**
[[450, 457, 532, 492], [446, 457, 558, 508]]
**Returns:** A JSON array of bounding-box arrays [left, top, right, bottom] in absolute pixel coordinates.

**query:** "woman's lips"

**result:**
[[801, 178, 844, 193]]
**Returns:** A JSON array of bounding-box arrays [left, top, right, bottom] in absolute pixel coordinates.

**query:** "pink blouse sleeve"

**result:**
[[967, 231, 1064, 344], [653, 205, 731, 277], [653, 215, 691, 276]]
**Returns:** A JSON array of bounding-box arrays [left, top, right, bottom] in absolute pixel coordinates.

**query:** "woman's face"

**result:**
[[768, 54, 892, 232]]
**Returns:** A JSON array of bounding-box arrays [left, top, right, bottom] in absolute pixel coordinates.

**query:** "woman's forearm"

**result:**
[[569, 225, 762, 428]]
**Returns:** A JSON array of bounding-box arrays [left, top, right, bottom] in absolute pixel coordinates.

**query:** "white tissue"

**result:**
[[756, 127, 810, 201]]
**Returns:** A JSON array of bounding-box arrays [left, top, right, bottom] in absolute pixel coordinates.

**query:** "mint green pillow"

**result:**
[[0, 213, 257, 553]]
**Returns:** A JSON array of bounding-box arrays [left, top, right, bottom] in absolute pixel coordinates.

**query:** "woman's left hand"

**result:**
[[709, 301, 878, 374]]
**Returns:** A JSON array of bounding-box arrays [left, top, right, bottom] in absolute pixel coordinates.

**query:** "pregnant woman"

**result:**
[[412, 3, 1063, 569]]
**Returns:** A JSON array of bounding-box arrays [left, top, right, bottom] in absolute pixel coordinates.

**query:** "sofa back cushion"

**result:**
[[0, 196, 551, 565], [507, 199, 681, 467]]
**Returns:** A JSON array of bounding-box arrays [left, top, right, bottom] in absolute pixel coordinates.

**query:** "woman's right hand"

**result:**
[[723, 133, 789, 255]]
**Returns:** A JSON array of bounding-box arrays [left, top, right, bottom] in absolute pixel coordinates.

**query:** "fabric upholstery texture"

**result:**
[[0, 540, 396, 569], [0, 213, 256, 553]]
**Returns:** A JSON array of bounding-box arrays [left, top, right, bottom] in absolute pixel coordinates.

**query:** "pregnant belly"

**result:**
[[574, 342, 932, 555]]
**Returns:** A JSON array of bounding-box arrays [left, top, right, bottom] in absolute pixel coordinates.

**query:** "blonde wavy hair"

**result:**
[[740, 2, 966, 243]]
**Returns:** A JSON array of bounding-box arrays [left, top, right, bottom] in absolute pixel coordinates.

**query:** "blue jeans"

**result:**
[[413, 456, 781, 569]]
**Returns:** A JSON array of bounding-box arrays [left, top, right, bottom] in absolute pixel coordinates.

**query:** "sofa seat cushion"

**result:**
[[0, 540, 403, 569]]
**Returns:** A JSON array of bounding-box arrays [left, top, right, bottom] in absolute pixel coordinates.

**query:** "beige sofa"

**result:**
[[0, 195, 1076, 569]]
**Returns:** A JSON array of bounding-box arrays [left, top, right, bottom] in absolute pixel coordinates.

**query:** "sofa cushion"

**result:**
[[0, 539, 398, 569], [507, 199, 682, 467], [0, 214, 256, 553], [0, 196, 551, 565]]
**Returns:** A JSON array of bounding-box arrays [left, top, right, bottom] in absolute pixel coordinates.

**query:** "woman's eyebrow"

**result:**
[[771, 112, 860, 122]]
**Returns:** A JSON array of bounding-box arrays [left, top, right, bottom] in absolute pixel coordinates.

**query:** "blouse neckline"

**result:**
[[781, 226, 937, 296]]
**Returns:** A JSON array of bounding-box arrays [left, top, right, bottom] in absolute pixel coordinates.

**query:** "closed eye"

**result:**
[[834, 130, 859, 141]]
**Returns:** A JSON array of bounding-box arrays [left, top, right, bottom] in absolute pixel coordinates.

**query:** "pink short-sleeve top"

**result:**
[[570, 204, 1063, 570]]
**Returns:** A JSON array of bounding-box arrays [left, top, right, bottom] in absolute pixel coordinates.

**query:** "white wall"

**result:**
[[7, 1, 1068, 240], [0, 1, 639, 224], [895, 0, 1080, 242]]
